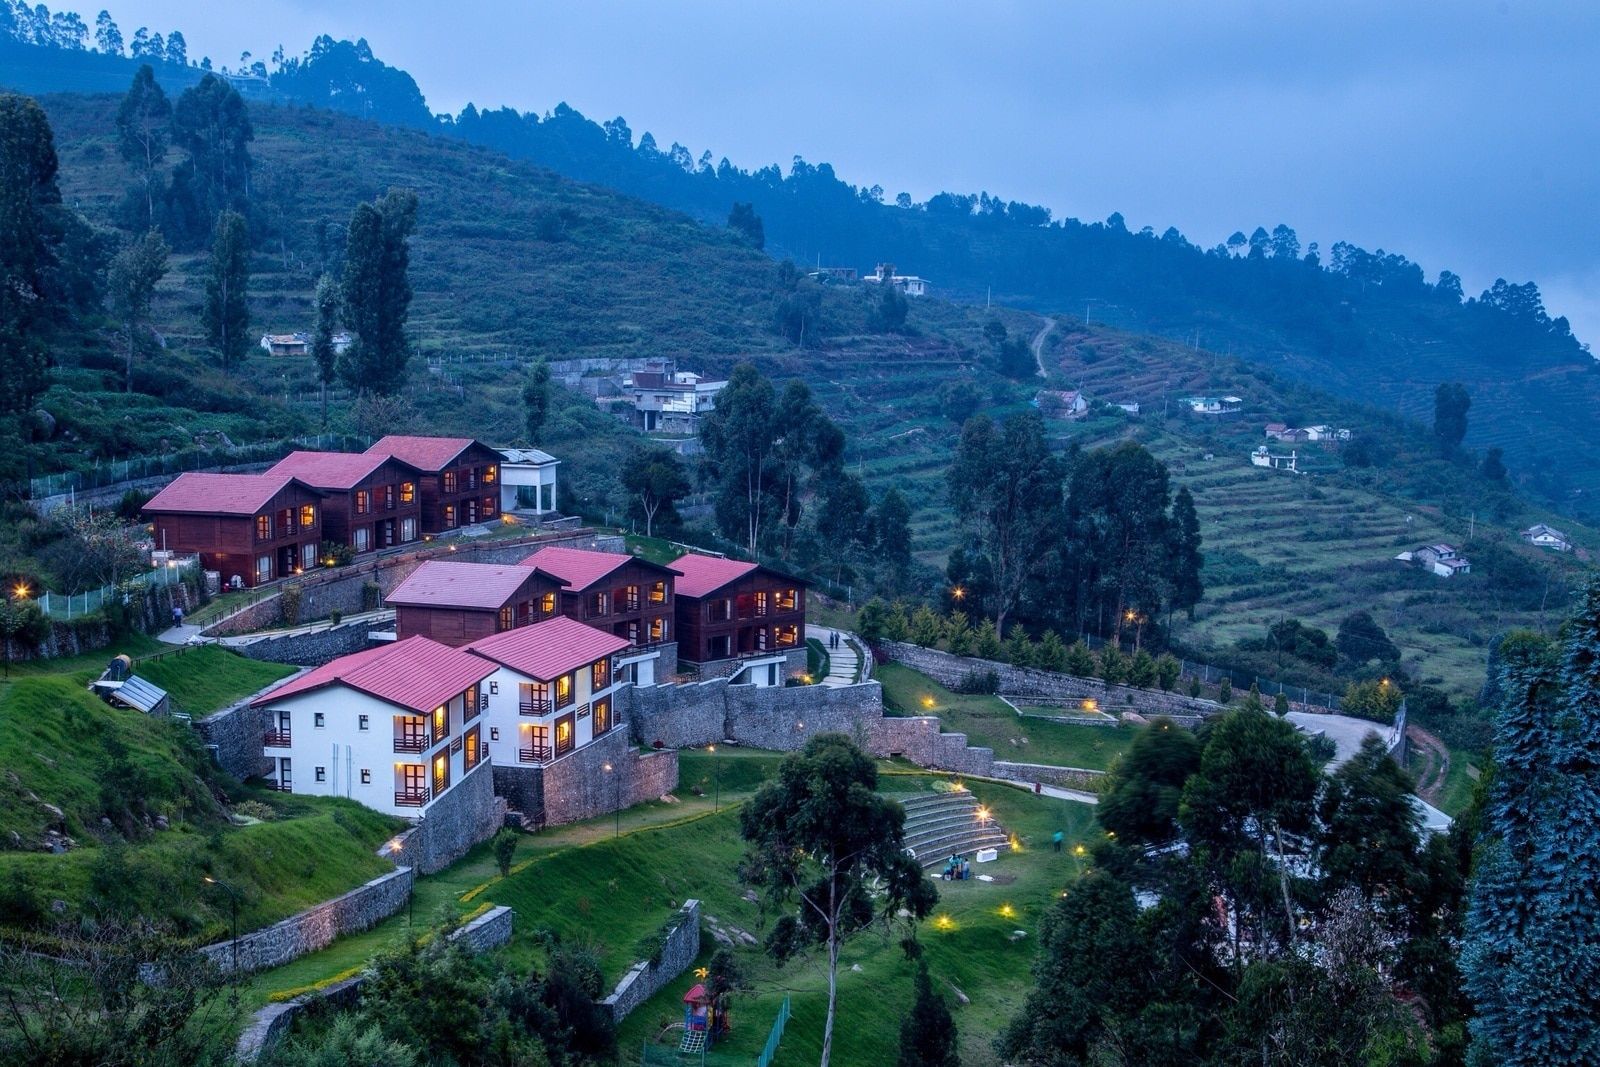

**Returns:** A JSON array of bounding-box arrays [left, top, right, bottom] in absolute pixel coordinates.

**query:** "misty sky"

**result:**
[[113, 1, 1600, 343]]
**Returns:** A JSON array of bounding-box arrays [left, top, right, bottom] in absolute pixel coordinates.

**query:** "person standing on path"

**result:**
[[1052, 830, 1064, 853]]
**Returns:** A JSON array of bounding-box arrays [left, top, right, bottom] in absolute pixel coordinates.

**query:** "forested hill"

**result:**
[[7, 12, 1600, 511]]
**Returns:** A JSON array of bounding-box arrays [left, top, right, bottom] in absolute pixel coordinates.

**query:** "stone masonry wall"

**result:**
[[991, 761, 1105, 790], [407, 759, 503, 875], [540, 726, 679, 826], [881, 641, 1226, 720], [199, 866, 413, 976], [193, 668, 311, 780], [626, 678, 730, 749], [229, 618, 380, 667], [601, 899, 702, 1022]]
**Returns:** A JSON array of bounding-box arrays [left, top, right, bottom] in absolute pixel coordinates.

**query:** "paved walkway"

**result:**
[[157, 623, 206, 645], [1286, 711, 1387, 770], [806, 625, 861, 687]]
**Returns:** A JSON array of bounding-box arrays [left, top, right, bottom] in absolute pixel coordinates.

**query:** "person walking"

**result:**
[[1052, 830, 1064, 853]]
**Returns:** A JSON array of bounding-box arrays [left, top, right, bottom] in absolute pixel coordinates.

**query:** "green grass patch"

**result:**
[[135, 646, 296, 715], [876, 662, 1134, 771], [806, 638, 829, 682]]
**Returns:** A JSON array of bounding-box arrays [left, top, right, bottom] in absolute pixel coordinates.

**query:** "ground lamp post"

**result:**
[[708, 744, 720, 813], [202, 875, 241, 972], [390, 837, 414, 930], [604, 762, 620, 837], [2, 582, 30, 680]]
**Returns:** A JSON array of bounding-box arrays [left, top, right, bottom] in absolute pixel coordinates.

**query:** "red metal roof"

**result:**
[[366, 435, 485, 472], [250, 635, 494, 713], [519, 546, 634, 591], [668, 553, 759, 598], [266, 450, 418, 490], [387, 561, 548, 610], [143, 472, 313, 516], [466, 615, 631, 681]]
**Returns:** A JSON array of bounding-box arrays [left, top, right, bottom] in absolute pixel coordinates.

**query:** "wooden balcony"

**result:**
[[518, 744, 551, 764], [263, 729, 292, 747], [394, 789, 429, 808], [394, 735, 428, 753], [519, 698, 551, 715]]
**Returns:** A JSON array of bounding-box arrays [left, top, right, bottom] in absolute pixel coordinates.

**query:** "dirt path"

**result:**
[[1030, 316, 1056, 378], [1407, 723, 1452, 804]]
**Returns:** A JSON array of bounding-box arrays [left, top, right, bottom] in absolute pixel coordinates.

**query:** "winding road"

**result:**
[[1030, 316, 1056, 378]]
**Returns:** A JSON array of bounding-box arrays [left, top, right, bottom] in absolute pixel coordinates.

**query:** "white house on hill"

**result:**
[[250, 636, 495, 816], [1396, 543, 1472, 578], [1522, 523, 1572, 552], [497, 447, 560, 517]]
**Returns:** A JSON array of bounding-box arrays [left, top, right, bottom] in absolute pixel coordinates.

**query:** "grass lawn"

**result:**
[[876, 662, 1134, 772], [806, 638, 829, 681], [135, 646, 297, 714], [1435, 750, 1482, 817]]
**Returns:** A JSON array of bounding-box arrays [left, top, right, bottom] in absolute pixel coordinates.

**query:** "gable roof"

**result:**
[[520, 546, 678, 591], [387, 560, 561, 610], [144, 473, 318, 516], [250, 635, 494, 713], [667, 553, 761, 598], [266, 450, 420, 490], [366, 435, 495, 472], [466, 615, 632, 681]]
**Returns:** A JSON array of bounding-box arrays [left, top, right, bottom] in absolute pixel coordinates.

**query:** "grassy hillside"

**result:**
[[0, 647, 398, 940]]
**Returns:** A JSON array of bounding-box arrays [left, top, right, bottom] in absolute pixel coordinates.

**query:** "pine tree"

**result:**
[[340, 188, 417, 395], [203, 210, 249, 368], [909, 605, 944, 648], [897, 961, 959, 1067], [522, 359, 550, 444], [1004, 624, 1034, 668], [973, 619, 1001, 660], [311, 273, 339, 426], [0, 94, 63, 419], [1168, 485, 1204, 621], [1035, 630, 1067, 672], [1064, 640, 1096, 678], [944, 612, 972, 656]]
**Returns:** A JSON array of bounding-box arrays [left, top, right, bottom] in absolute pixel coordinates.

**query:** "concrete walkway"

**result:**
[[1286, 711, 1386, 770], [157, 623, 206, 645], [806, 625, 861, 687], [218, 609, 395, 647]]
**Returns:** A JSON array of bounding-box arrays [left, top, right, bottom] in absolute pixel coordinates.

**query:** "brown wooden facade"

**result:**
[[554, 558, 679, 648], [310, 458, 425, 554], [417, 442, 504, 534], [148, 481, 324, 588], [674, 568, 806, 665], [393, 570, 566, 647]]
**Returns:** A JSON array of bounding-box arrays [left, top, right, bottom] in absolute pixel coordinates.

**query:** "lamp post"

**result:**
[[389, 836, 415, 931], [604, 762, 620, 837], [3, 582, 30, 680], [708, 744, 720, 813], [202, 875, 240, 972]]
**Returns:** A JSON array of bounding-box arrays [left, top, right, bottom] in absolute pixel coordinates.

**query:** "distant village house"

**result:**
[[863, 262, 929, 297], [1522, 523, 1572, 552], [1396, 543, 1472, 578]]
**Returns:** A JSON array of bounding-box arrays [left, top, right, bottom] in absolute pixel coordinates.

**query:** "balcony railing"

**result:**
[[394, 736, 427, 753], [270, 780, 292, 792], [263, 729, 292, 747], [395, 789, 429, 807], [518, 744, 552, 764], [519, 698, 551, 715]]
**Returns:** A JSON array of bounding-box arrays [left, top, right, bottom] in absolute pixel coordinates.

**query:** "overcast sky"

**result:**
[[114, 1, 1600, 343]]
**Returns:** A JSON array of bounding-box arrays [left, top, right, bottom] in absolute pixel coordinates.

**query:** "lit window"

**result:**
[[256, 515, 271, 540], [484, 464, 498, 484], [442, 471, 457, 494], [444, 504, 457, 527], [592, 658, 610, 690], [400, 481, 416, 504], [649, 581, 667, 604], [299, 504, 317, 529], [354, 489, 370, 514], [540, 592, 556, 615], [556, 674, 573, 707]]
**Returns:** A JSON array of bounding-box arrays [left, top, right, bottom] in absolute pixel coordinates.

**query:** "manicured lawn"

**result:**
[[1436, 749, 1483, 817], [135, 646, 297, 714], [876, 662, 1134, 771], [806, 637, 829, 681]]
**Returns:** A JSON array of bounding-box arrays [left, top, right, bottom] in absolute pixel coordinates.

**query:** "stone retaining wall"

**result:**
[[991, 761, 1105, 790], [601, 899, 701, 1022], [405, 759, 504, 875], [234, 906, 513, 1062], [228, 617, 381, 666], [540, 727, 679, 826], [881, 641, 1226, 719], [199, 866, 413, 976]]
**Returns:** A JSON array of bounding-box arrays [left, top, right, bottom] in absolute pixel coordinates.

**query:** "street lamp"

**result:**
[[202, 875, 241, 972], [604, 762, 620, 837], [708, 744, 720, 813]]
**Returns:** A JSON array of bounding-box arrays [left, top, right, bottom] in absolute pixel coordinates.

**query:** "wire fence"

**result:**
[[1072, 629, 1346, 711], [33, 562, 198, 620], [755, 997, 792, 1067], [29, 433, 376, 501]]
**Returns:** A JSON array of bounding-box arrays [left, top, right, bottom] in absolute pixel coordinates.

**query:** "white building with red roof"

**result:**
[[249, 636, 496, 815], [465, 615, 636, 771]]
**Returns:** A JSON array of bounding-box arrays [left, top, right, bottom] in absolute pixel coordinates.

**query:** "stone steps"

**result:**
[[910, 828, 1011, 867]]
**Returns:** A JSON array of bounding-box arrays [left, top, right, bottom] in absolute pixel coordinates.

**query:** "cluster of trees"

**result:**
[[946, 415, 1202, 644], [1003, 708, 1474, 1064], [1, 3, 185, 66], [696, 363, 914, 592]]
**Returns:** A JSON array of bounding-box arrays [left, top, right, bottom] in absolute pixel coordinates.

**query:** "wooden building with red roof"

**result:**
[[388, 560, 567, 646], [520, 545, 681, 648], [265, 450, 424, 554], [365, 435, 504, 534], [667, 552, 807, 671], [142, 472, 325, 587]]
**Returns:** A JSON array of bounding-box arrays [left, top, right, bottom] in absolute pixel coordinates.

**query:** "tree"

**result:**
[[874, 488, 913, 586], [1060, 441, 1175, 641], [871, 279, 909, 332], [739, 735, 936, 1067], [1336, 611, 1400, 667], [311, 273, 340, 426], [947, 412, 1058, 634], [700, 363, 778, 554], [897, 960, 958, 1067], [168, 74, 252, 244], [340, 188, 417, 395], [491, 829, 518, 878], [203, 210, 249, 367], [115, 65, 169, 229], [1341, 678, 1403, 724], [1433, 381, 1470, 450], [727, 201, 764, 250], [522, 359, 550, 444], [108, 228, 169, 392], [164, 30, 186, 66], [621, 446, 690, 537], [1317, 736, 1423, 912], [0, 94, 65, 421], [1098, 718, 1201, 846], [1481, 446, 1507, 483], [769, 379, 843, 559], [94, 10, 124, 55], [1167, 485, 1204, 621]]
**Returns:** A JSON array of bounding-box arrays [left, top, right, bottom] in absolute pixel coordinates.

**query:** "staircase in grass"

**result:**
[[895, 791, 1009, 868]]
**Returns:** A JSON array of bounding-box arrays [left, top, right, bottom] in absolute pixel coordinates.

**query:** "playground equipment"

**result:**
[[679, 983, 729, 1054]]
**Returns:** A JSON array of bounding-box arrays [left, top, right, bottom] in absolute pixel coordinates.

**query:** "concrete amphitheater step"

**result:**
[[910, 830, 1011, 867], [904, 812, 998, 848]]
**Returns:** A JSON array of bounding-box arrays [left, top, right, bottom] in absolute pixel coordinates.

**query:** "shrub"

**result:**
[[1035, 630, 1067, 673], [1064, 640, 1096, 678], [492, 828, 519, 877], [883, 602, 911, 642], [1218, 676, 1232, 703], [1098, 645, 1129, 685], [1306, 732, 1338, 763], [1127, 650, 1157, 689], [319, 540, 354, 567], [1274, 690, 1291, 716], [233, 800, 276, 821], [360, 581, 383, 612], [1342, 678, 1403, 724], [973, 619, 1002, 660], [909, 605, 944, 648], [1189, 676, 1202, 698], [944, 611, 972, 656], [279, 585, 304, 626], [1155, 653, 1181, 691], [857, 597, 890, 643], [1242, 682, 1265, 713], [952, 669, 999, 695], [1004, 625, 1034, 668]]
